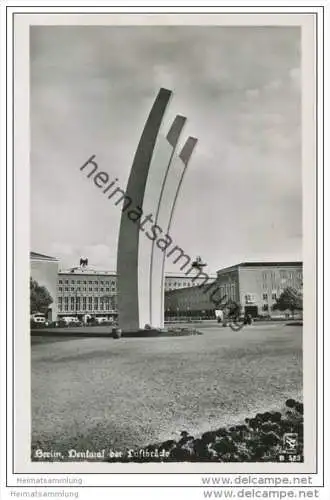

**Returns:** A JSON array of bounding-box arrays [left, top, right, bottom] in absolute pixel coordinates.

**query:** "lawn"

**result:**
[[31, 324, 302, 460]]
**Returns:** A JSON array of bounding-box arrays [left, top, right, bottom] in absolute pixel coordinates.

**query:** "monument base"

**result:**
[[112, 327, 203, 339]]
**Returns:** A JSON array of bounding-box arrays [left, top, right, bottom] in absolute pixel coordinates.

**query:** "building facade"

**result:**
[[164, 272, 217, 292], [217, 262, 303, 317], [165, 282, 218, 320], [56, 267, 216, 320], [30, 252, 59, 320], [164, 262, 303, 319], [57, 267, 118, 319]]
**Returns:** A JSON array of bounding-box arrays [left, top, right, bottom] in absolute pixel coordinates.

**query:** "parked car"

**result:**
[[58, 316, 82, 327], [95, 317, 109, 324], [30, 313, 50, 328]]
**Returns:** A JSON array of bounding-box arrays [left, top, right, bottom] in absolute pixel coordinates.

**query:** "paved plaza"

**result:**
[[31, 323, 302, 459]]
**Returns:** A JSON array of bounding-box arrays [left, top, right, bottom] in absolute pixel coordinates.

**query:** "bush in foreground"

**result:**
[[108, 399, 303, 463]]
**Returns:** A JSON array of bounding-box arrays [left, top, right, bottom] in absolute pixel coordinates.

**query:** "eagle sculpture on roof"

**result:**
[[191, 256, 207, 270], [80, 257, 88, 268]]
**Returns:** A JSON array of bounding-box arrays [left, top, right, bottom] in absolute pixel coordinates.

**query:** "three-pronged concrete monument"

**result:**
[[117, 88, 198, 331]]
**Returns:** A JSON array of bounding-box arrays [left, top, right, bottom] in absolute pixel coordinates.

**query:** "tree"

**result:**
[[273, 287, 303, 317], [30, 278, 53, 314]]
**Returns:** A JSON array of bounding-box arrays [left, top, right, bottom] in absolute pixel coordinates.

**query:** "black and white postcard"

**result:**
[[2, 5, 326, 494]]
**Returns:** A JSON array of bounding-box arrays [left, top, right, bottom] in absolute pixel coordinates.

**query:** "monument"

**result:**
[[117, 88, 198, 331]]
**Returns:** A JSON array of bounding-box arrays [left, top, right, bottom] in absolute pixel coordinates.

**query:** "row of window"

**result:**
[[262, 292, 278, 300], [218, 284, 236, 300], [245, 292, 278, 303], [58, 279, 116, 285], [166, 281, 195, 289], [262, 278, 300, 290], [58, 287, 116, 293], [262, 270, 302, 280], [171, 291, 278, 309], [58, 296, 117, 312], [166, 284, 236, 307]]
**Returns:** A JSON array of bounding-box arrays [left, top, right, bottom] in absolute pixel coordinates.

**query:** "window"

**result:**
[[83, 280, 87, 285], [76, 297, 80, 311], [77, 287, 81, 291], [94, 297, 99, 310], [262, 272, 267, 280], [100, 281, 104, 285], [245, 294, 256, 304], [263, 293, 268, 300], [59, 280, 63, 284], [58, 287, 62, 292], [272, 292, 277, 300], [58, 297, 62, 311], [89, 287, 93, 292], [70, 297, 75, 311], [94, 280, 98, 284], [82, 297, 87, 310], [262, 304, 269, 311], [95, 287, 99, 292], [83, 287, 87, 292], [88, 297, 93, 310], [65, 287, 69, 292], [106, 287, 110, 292], [100, 288, 104, 292], [71, 287, 74, 291], [64, 297, 69, 311], [71, 280, 75, 284], [100, 299, 104, 311]]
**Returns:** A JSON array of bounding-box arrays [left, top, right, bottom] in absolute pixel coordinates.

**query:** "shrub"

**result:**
[[110, 400, 304, 463]]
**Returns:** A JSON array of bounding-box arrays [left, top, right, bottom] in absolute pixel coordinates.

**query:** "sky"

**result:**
[[30, 25, 302, 273]]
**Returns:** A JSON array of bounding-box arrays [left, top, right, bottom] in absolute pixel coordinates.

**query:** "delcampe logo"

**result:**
[[283, 433, 298, 454]]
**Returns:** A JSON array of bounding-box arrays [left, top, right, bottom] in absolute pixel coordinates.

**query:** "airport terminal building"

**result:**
[[56, 267, 217, 321], [164, 261, 303, 319], [30, 253, 302, 321], [164, 272, 217, 292], [57, 266, 118, 320]]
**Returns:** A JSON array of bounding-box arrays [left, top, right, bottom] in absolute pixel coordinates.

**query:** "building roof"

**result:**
[[59, 267, 116, 275], [58, 267, 217, 279], [165, 271, 217, 278], [30, 251, 59, 262], [217, 261, 303, 274]]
